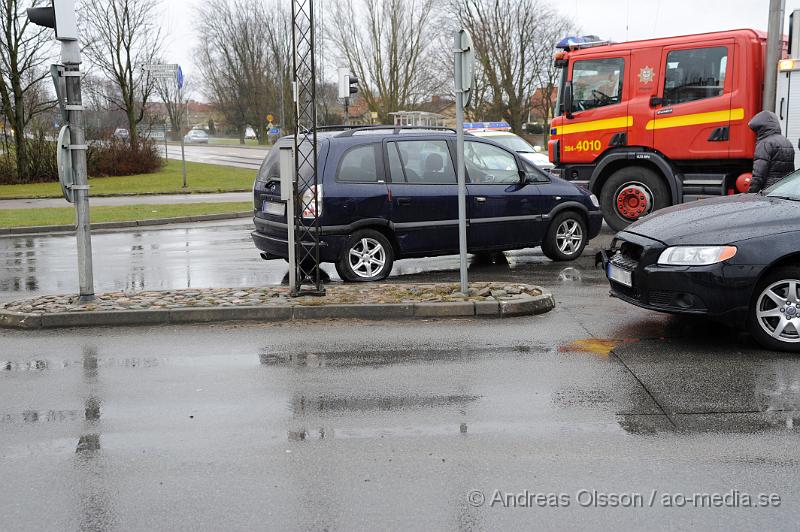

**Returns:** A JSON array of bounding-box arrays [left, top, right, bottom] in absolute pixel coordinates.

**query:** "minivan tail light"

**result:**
[[301, 185, 323, 219]]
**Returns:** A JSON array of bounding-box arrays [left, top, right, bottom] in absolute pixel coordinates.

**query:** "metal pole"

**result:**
[[180, 87, 187, 188], [62, 41, 95, 301], [454, 32, 468, 294], [764, 0, 786, 112], [344, 97, 349, 126], [164, 121, 168, 161]]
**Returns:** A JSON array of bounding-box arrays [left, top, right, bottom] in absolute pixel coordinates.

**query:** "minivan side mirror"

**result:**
[[564, 81, 574, 119]]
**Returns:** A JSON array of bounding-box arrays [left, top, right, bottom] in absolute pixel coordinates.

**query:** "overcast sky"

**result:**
[[158, 0, 798, 98]]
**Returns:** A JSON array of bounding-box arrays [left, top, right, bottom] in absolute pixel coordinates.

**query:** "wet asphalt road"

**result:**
[[2, 223, 800, 530]]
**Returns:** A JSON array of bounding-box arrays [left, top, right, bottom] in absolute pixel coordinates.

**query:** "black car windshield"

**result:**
[[765, 170, 800, 200]]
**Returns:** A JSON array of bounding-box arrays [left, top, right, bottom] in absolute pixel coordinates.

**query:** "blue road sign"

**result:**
[[269, 128, 281, 135], [177, 66, 184, 90]]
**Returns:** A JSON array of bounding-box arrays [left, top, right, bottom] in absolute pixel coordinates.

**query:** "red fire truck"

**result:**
[[548, 30, 770, 231]]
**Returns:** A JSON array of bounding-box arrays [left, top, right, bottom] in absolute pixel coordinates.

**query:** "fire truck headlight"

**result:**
[[657, 246, 737, 266], [589, 194, 600, 208]]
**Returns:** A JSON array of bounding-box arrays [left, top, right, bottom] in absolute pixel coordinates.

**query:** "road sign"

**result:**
[[269, 127, 281, 135], [455, 30, 475, 109], [177, 65, 184, 89], [267, 114, 274, 122], [57, 125, 74, 203]]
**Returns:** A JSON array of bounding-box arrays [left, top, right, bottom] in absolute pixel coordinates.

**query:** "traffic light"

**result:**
[[27, 0, 78, 41], [338, 68, 358, 99]]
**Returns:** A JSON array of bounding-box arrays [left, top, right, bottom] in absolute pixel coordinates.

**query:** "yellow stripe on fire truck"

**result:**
[[645, 108, 745, 131], [553, 116, 634, 135]]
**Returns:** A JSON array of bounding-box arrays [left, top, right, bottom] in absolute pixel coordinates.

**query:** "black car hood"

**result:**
[[624, 194, 800, 245]]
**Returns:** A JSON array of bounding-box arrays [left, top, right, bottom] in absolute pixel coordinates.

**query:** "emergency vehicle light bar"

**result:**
[[555, 35, 612, 51]]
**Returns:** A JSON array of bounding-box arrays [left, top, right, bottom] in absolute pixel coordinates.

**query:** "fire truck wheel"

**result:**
[[601, 167, 669, 232]]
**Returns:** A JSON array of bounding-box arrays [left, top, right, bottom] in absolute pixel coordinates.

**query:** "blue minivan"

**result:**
[[252, 127, 603, 281]]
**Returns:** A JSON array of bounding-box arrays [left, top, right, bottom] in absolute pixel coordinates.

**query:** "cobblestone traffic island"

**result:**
[[0, 283, 555, 329]]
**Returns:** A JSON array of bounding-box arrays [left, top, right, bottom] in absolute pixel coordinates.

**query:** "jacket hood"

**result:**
[[748, 110, 782, 140], [623, 194, 800, 245]]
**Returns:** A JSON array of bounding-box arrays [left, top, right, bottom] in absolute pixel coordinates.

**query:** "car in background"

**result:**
[[251, 126, 602, 282], [184, 129, 209, 144], [113, 128, 129, 141], [600, 171, 800, 352], [470, 130, 554, 171]]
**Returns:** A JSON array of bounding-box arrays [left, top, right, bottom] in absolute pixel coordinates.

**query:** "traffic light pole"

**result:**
[[62, 40, 95, 301]]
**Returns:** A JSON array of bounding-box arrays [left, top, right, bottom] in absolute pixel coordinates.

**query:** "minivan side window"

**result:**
[[465, 141, 519, 184], [572, 57, 624, 111], [390, 140, 456, 184], [337, 144, 381, 183], [662, 46, 727, 106]]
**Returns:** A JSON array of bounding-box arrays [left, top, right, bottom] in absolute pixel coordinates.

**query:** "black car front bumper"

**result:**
[[598, 231, 755, 326]]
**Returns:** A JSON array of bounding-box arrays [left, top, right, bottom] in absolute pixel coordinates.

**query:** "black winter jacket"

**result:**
[[748, 111, 795, 193]]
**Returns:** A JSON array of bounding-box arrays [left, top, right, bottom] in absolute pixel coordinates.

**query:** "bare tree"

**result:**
[[449, 0, 573, 134], [328, 0, 441, 124], [0, 0, 53, 182], [155, 74, 189, 141], [81, 0, 163, 149], [196, 0, 288, 144]]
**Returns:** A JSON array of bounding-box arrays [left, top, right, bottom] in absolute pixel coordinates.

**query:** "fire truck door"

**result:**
[[559, 52, 630, 164], [652, 41, 735, 160]]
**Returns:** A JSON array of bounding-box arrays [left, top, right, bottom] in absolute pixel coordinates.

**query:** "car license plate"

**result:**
[[607, 263, 633, 287], [262, 201, 285, 217]]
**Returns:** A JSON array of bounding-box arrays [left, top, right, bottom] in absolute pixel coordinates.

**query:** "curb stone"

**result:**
[[0, 211, 252, 237], [0, 292, 556, 330]]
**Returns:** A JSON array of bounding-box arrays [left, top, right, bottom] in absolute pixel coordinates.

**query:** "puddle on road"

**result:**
[[290, 393, 481, 414], [259, 344, 549, 368]]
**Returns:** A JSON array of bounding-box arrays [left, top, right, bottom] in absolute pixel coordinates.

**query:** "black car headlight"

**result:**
[[657, 246, 737, 266]]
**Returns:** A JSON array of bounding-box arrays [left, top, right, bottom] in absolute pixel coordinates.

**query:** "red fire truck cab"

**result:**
[[549, 30, 767, 231]]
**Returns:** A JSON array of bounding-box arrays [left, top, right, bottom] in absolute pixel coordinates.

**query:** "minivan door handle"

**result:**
[[396, 197, 411, 206]]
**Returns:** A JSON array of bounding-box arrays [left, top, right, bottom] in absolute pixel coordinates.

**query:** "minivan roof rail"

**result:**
[[336, 125, 458, 137]]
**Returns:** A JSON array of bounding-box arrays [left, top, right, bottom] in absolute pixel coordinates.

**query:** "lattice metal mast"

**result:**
[[291, 0, 324, 296]]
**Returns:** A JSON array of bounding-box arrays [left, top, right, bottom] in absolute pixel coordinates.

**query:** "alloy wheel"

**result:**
[[756, 279, 800, 343], [556, 219, 583, 256], [348, 237, 386, 279]]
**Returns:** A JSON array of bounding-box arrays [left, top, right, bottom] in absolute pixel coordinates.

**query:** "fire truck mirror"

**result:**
[[649, 96, 664, 108], [564, 81, 574, 118]]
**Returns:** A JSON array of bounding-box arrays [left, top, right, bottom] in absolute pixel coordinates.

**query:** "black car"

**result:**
[[252, 126, 603, 282], [600, 171, 800, 351]]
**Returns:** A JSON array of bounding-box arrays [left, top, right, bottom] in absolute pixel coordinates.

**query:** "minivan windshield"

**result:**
[[765, 171, 800, 201]]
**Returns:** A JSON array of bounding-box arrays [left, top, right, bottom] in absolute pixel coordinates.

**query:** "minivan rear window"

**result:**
[[337, 144, 381, 183]]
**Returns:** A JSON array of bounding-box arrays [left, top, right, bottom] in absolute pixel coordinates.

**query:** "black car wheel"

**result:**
[[336, 229, 394, 282], [749, 267, 800, 352], [541, 211, 587, 262], [600, 166, 670, 232]]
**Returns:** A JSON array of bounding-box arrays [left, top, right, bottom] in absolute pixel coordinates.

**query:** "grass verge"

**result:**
[[0, 202, 252, 228], [0, 160, 256, 199]]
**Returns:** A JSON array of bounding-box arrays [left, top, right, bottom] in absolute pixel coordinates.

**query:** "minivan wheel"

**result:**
[[541, 211, 587, 262], [749, 267, 800, 352], [336, 229, 394, 282]]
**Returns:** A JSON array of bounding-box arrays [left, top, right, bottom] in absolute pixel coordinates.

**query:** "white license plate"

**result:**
[[607, 263, 633, 287], [262, 201, 285, 217]]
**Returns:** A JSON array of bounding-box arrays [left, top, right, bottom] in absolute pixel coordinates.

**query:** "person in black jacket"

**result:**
[[747, 110, 796, 193]]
